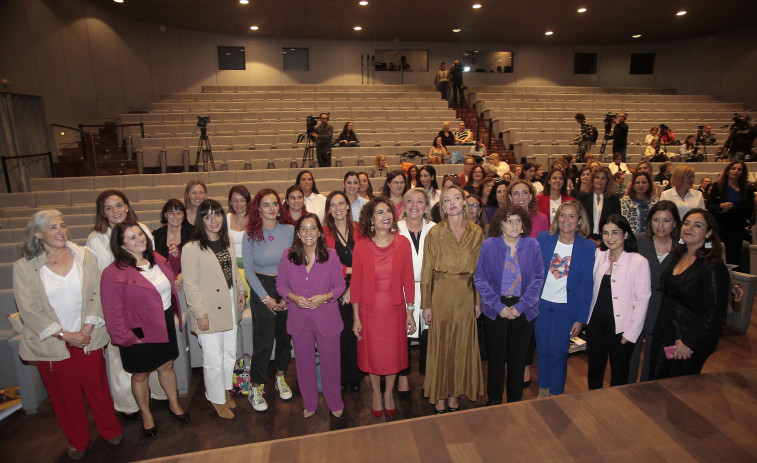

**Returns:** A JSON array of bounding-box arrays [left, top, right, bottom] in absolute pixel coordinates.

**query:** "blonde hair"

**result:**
[[548, 200, 591, 238], [669, 164, 696, 190], [440, 184, 467, 220], [400, 187, 431, 222]]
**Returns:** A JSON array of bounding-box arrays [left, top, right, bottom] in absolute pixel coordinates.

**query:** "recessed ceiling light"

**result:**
[[113, 0, 124, 3], [472, 3, 482, 9], [577, 8, 587, 13], [452, 28, 462, 33], [359, 1, 368, 5], [545, 31, 554, 36], [239, 0, 249, 4], [354, 26, 362, 31], [676, 10, 687, 16], [632, 34, 641, 38], [250, 26, 259, 30]]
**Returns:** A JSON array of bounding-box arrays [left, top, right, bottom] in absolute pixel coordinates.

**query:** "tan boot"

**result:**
[[225, 390, 237, 409], [212, 402, 235, 419]]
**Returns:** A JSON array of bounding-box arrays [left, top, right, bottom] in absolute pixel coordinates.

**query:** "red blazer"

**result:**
[[101, 252, 182, 347], [350, 233, 414, 307], [536, 194, 575, 219], [322, 223, 363, 279]]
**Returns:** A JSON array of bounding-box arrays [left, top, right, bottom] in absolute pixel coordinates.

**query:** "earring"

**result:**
[[678, 238, 684, 244], [704, 240, 713, 249], [370, 222, 375, 232], [520, 229, 524, 234]]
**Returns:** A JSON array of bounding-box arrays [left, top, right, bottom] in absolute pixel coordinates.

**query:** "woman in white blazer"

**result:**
[[396, 187, 436, 395], [586, 214, 651, 390], [182, 200, 247, 419]]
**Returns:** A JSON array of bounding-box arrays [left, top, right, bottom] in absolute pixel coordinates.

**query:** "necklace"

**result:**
[[263, 226, 275, 242]]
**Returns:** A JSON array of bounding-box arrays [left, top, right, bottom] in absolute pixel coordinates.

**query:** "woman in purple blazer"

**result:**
[[101, 222, 188, 439], [586, 214, 651, 390], [276, 213, 346, 418]]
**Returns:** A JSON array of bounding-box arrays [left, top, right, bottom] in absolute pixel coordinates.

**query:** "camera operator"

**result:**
[[701, 125, 716, 145], [679, 135, 703, 162], [659, 124, 677, 145], [309, 113, 334, 167], [725, 114, 757, 161], [574, 113, 593, 161], [607, 112, 629, 162]]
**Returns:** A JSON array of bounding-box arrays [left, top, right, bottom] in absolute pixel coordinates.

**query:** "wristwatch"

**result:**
[[57, 330, 65, 339]]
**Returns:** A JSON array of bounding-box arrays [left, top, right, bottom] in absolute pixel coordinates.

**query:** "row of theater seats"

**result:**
[[150, 98, 448, 112]]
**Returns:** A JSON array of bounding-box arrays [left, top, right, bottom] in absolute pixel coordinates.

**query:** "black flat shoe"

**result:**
[[168, 409, 190, 423], [120, 411, 141, 421], [485, 400, 502, 406], [397, 389, 410, 399], [523, 380, 532, 389], [143, 426, 158, 440]]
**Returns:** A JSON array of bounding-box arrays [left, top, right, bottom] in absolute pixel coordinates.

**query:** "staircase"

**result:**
[[55, 123, 138, 177], [455, 106, 515, 163]]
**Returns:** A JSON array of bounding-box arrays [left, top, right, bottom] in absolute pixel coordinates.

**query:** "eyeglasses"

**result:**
[[391, 181, 405, 185], [468, 203, 481, 209]]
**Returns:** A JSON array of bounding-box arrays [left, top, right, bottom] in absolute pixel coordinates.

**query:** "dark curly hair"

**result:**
[[674, 208, 723, 264], [110, 221, 156, 270], [93, 190, 139, 233], [358, 197, 397, 237], [489, 203, 532, 238], [246, 189, 295, 242]]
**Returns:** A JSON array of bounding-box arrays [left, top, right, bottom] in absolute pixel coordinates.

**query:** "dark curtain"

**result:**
[[0, 93, 51, 192]]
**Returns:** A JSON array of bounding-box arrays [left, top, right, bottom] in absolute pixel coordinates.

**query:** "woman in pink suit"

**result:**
[[100, 222, 188, 439], [276, 213, 346, 418], [351, 197, 416, 418]]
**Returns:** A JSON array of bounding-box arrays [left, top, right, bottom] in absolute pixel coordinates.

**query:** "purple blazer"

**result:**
[[276, 248, 346, 338], [474, 236, 544, 321], [101, 252, 182, 347]]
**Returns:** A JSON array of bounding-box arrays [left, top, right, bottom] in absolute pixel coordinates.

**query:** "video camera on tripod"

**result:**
[[296, 115, 319, 144], [197, 115, 211, 135]]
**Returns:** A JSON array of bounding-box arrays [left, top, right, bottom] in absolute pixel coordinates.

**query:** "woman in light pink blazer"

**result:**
[[586, 214, 651, 390]]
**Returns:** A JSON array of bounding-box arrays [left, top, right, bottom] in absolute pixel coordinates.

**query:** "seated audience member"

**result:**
[[645, 126, 659, 147], [455, 121, 474, 145], [654, 162, 672, 189], [647, 139, 669, 162], [371, 154, 390, 178], [679, 135, 702, 162], [470, 139, 488, 157], [659, 125, 676, 145], [659, 165, 704, 218], [438, 122, 455, 146], [613, 171, 627, 196], [608, 152, 629, 176], [337, 122, 360, 147], [428, 136, 449, 164], [488, 153, 509, 178]]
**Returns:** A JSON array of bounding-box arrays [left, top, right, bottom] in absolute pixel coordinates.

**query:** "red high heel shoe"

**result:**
[[384, 407, 396, 418], [372, 408, 383, 418]]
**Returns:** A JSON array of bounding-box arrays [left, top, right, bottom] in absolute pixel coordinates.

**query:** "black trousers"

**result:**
[[585, 317, 635, 390], [483, 312, 533, 403], [648, 339, 710, 380], [250, 273, 292, 385], [338, 301, 364, 384], [316, 145, 332, 167], [628, 330, 655, 383]]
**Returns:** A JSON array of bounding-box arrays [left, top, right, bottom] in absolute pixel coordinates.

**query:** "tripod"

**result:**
[[195, 128, 215, 171], [598, 129, 611, 162], [301, 136, 315, 168]]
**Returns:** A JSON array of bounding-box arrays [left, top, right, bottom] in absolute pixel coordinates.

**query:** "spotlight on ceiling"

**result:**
[[472, 3, 482, 9], [577, 8, 587, 13], [359, 1, 368, 5], [239, 0, 249, 4], [354, 26, 362, 31], [113, 0, 124, 3], [452, 28, 462, 33], [676, 10, 687, 16], [545, 31, 554, 36], [250, 26, 259, 30], [632, 34, 641, 38]]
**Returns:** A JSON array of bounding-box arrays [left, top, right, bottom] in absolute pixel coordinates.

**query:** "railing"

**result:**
[[79, 122, 144, 160], [1, 152, 54, 193], [475, 115, 493, 150], [50, 123, 99, 175]]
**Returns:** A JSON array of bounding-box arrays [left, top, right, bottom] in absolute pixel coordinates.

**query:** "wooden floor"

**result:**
[[2, 307, 757, 463]]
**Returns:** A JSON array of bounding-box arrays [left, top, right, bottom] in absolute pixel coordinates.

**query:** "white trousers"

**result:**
[[197, 289, 238, 405], [106, 344, 167, 413]]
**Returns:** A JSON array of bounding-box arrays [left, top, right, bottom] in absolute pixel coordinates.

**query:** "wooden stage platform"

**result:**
[[142, 369, 757, 463]]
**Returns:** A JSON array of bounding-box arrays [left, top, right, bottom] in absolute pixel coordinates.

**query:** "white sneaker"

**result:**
[[275, 375, 293, 400], [249, 384, 268, 412]]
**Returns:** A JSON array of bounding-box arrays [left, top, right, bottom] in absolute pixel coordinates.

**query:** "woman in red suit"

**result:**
[[322, 191, 365, 392], [536, 167, 574, 225], [351, 197, 416, 418]]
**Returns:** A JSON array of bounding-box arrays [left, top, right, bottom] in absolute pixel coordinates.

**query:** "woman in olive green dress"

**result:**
[[421, 185, 485, 414]]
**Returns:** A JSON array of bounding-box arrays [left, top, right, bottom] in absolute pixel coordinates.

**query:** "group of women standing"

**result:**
[[12, 161, 739, 456]]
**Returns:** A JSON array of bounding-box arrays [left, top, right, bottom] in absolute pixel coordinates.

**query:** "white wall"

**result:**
[[1, 0, 755, 128]]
